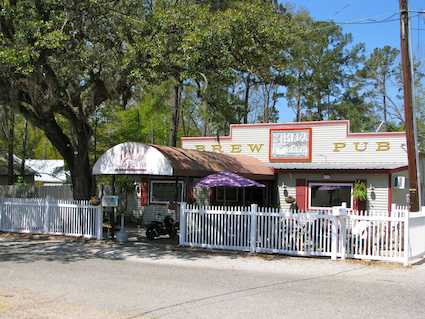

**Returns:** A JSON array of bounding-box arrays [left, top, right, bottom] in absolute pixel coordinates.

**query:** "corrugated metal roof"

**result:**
[[152, 145, 275, 179], [0, 153, 36, 175], [270, 162, 408, 170], [25, 160, 69, 183]]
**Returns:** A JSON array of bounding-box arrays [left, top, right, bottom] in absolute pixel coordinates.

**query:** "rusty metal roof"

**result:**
[[151, 145, 274, 180]]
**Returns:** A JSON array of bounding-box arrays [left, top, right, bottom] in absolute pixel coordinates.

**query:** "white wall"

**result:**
[[277, 172, 389, 211]]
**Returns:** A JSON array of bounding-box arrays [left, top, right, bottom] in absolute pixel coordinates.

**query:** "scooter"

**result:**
[[146, 215, 178, 240]]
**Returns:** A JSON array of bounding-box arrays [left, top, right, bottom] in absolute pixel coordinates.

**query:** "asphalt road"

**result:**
[[1, 235, 425, 319]]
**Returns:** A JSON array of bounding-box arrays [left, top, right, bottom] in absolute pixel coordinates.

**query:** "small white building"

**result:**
[[182, 120, 425, 212], [25, 160, 70, 185]]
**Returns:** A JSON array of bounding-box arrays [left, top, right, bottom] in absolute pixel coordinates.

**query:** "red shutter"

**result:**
[[296, 179, 307, 211], [186, 180, 194, 204], [140, 181, 149, 206]]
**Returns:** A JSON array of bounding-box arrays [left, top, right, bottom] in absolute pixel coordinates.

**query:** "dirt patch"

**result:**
[[341, 258, 407, 269]]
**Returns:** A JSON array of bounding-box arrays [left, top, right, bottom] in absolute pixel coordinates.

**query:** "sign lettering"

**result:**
[[333, 142, 396, 152], [248, 144, 263, 153], [354, 142, 368, 152], [333, 143, 346, 152], [270, 129, 311, 161], [212, 144, 223, 153], [230, 144, 242, 153], [376, 142, 390, 151]]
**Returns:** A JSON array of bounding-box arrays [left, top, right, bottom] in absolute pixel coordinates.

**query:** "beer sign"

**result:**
[[269, 128, 312, 162]]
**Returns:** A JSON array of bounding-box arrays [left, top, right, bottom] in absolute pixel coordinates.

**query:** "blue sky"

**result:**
[[277, 0, 425, 122]]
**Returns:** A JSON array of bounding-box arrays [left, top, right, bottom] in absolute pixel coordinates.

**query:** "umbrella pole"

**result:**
[[224, 187, 226, 206], [243, 188, 246, 207]]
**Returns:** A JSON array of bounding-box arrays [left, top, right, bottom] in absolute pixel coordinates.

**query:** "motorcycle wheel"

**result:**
[[146, 227, 157, 240]]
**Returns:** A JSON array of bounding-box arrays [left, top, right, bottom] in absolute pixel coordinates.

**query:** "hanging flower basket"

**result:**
[[285, 196, 296, 204]]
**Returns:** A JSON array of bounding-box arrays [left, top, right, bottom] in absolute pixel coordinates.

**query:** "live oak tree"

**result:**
[[0, 0, 141, 199]]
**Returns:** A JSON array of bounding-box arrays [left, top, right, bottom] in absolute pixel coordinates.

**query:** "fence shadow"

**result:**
[[0, 232, 244, 264]]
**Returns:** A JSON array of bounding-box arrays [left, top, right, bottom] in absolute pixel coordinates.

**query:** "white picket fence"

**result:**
[[179, 203, 425, 265], [0, 198, 103, 239]]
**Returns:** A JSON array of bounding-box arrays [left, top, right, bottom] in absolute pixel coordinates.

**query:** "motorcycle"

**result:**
[[146, 215, 178, 240]]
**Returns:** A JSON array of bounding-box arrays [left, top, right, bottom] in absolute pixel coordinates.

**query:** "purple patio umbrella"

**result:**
[[194, 171, 265, 205]]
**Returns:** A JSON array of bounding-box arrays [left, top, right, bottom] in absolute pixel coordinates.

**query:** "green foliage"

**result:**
[[2, 0, 423, 198], [285, 11, 366, 123], [353, 181, 368, 201], [416, 87, 425, 152]]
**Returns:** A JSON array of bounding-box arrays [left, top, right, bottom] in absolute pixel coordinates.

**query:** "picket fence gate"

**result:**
[[179, 203, 425, 265], [0, 198, 103, 239]]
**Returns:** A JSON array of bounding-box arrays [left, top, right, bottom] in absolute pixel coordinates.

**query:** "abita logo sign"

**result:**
[[269, 128, 312, 162]]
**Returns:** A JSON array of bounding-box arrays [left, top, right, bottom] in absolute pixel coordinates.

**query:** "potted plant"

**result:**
[[353, 181, 368, 211]]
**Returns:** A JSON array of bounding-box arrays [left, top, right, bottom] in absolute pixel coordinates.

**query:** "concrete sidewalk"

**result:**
[[1, 234, 425, 319]]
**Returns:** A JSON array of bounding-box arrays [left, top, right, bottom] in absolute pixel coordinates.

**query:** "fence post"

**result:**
[[96, 206, 103, 240], [403, 211, 410, 266], [179, 202, 187, 246], [331, 206, 339, 260], [339, 203, 348, 260], [44, 198, 50, 234], [250, 204, 258, 253]]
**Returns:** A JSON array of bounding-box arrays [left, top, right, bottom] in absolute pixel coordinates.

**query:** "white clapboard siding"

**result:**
[[182, 121, 407, 164], [0, 198, 103, 239]]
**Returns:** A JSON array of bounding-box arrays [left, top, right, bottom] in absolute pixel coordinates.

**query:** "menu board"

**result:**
[[269, 128, 311, 161]]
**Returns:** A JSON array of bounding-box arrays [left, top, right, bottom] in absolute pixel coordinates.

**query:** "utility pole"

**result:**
[[399, 0, 420, 211]]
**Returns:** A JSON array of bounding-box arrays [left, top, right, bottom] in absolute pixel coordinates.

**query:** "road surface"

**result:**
[[0, 234, 424, 319]]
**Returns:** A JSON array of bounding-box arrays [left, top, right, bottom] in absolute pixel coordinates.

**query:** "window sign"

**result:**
[[269, 128, 312, 162]]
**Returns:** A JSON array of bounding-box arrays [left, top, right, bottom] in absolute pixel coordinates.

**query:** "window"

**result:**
[[150, 181, 184, 204], [216, 187, 238, 202], [309, 182, 352, 209]]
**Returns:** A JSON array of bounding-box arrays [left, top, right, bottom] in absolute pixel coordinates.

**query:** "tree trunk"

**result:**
[[20, 119, 29, 178], [7, 108, 15, 185], [69, 150, 93, 200], [296, 94, 301, 122], [316, 93, 323, 120], [17, 100, 95, 200], [383, 76, 387, 126], [243, 74, 251, 124], [170, 83, 182, 147]]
